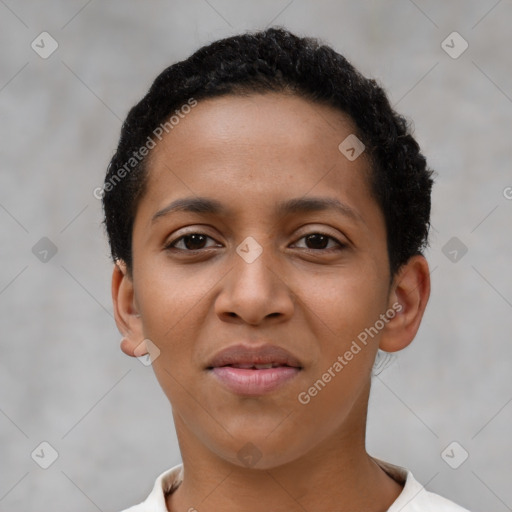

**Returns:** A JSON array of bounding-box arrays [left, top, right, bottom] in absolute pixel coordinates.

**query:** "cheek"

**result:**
[[135, 265, 209, 338], [134, 268, 213, 397], [294, 360, 372, 438], [298, 268, 387, 345], [292, 278, 380, 440], [297, 270, 387, 413]]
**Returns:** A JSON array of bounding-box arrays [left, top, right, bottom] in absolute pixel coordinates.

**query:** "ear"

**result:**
[[111, 260, 144, 357], [379, 254, 431, 353]]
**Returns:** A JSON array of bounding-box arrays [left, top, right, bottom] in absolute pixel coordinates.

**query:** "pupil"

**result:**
[[185, 234, 206, 250], [306, 234, 328, 249]]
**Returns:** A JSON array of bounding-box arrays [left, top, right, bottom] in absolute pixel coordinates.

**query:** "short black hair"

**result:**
[[101, 27, 434, 278]]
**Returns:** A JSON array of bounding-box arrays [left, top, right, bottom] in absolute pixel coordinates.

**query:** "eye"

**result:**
[[165, 233, 220, 252], [291, 232, 346, 251], [165, 231, 346, 253]]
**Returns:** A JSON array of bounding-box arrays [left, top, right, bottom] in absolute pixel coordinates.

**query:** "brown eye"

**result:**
[[305, 233, 329, 249], [166, 233, 218, 251], [293, 232, 345, 251]]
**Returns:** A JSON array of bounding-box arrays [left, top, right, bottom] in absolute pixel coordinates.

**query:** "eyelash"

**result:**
[[165, 231, 347, 253]]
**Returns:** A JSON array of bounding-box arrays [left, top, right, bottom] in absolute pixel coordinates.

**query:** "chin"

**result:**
[[209, 430, 307, 471]]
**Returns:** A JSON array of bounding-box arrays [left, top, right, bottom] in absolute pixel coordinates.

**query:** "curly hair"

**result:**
[[101, 27, 434, 278]]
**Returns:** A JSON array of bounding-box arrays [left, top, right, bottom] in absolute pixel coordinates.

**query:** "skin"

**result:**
[[112, 92, 430, 512]]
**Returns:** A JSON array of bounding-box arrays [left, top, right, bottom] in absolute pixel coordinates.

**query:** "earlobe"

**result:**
[[120, 336, 148, 357], [379, 254, 431, 353], [111, 260, 144, 357]]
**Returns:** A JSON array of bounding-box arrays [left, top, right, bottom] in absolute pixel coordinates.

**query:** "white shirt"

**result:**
[[120, 457, 471, 512]]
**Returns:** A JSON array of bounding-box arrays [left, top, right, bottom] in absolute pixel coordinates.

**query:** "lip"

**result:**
[[206, 344, 303, 369], [206, 343, 303, 396], [210, 366, 301, 395]]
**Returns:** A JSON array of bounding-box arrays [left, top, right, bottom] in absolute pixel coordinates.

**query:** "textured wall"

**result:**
[[1, 1, 511, 511]]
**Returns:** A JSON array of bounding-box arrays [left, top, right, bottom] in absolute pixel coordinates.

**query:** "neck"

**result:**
[[167, 441, 402, 512], [165, 392, 403, 512]]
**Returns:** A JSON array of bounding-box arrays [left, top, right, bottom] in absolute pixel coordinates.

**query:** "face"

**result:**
[[118, 93, 408, 469]]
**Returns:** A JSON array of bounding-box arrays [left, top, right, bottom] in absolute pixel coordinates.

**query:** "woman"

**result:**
[[102, 27, 470, 512]]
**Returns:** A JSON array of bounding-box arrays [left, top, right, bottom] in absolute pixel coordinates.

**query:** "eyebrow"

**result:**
[[151, 196, 365, 225]]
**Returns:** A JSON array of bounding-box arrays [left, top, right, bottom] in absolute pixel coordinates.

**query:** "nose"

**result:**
[[214, 240, 295, 326]]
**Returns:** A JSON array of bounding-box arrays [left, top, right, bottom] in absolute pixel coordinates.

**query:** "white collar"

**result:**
[[122, 457, 469, 511]]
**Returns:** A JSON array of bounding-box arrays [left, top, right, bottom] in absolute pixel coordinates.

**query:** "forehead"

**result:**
[[137, 92, 380, 229], [150, 92, 362, 165]]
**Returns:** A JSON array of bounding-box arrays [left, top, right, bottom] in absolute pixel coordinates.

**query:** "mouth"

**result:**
[[208, 362, 300, 370], [206, 343, 303, 370], [205, 344, 303, 395]]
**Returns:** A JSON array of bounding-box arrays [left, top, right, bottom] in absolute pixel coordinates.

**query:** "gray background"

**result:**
[[1, 1, 511, 511]]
